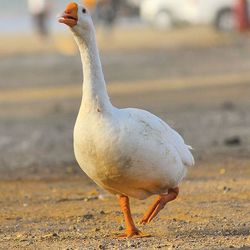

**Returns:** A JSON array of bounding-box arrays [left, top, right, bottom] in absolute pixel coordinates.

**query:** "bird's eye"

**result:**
[[82, 8, 86, 13]]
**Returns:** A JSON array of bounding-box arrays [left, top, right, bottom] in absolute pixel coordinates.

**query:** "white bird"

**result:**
[[59, 2, 194, 238]]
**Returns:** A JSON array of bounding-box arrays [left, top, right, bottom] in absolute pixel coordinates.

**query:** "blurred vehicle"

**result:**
[[197, 0, 237, 31], [126, 0, 142, 7], [235, 0, 250, 31], [140, 0, 249, 31], [140, 0, 190, 29], [95, 0, 121, 26], [94, 0, 139, 26]]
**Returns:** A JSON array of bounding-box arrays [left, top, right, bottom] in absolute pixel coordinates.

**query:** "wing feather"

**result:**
[[165, 127, 195, 167], [125, 108, 195, 167]]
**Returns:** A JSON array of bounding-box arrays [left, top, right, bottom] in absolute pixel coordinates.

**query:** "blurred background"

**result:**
[[0, 0, 250, 177], [1, 1, 250, 249]]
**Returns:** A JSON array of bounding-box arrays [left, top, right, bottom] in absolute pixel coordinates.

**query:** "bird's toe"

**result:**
[[139, 218, 149, 225], [117, 229, 151, 238]]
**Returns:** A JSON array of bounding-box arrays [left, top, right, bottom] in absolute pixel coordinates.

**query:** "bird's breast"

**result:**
[[73, 114, 132, 181]]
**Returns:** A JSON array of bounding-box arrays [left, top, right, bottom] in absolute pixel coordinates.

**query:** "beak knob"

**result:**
[[65, 2, 78, 14], [59, 2, 78, 27]]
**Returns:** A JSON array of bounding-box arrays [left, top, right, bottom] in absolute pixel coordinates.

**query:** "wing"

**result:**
[[164, 126, 195, 167], [123, 108, 195, 167]]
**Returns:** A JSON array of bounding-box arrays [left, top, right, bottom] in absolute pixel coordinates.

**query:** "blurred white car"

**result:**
[[140, 0, 239, 31]]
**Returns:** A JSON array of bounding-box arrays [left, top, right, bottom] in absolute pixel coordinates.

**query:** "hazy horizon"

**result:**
[[1, 0, 72, 33]]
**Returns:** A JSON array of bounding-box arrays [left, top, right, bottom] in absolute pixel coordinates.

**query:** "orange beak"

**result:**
[[58, 2, 78, 27]]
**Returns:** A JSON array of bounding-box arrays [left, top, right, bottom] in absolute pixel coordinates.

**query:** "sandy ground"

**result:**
[[0, 160, 250, 250], [0, 27, 250, 249]]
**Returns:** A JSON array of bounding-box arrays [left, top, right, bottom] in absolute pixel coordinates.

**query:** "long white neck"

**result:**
[[72, 27, 112, 112]]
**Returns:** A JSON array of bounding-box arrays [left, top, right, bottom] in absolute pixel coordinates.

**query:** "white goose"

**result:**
[[59, 2, 194, 238]]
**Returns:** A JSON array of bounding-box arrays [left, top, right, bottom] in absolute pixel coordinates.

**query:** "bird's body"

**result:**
[[74, 107, 193, 200], [59, 2, 194, 237]]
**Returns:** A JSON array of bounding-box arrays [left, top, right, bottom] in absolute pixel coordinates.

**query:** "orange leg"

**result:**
[[140, 187, 179, 225], [118, 195, 150, 238]]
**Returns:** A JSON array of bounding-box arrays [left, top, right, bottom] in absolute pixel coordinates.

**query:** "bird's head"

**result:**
[[58, 2, 93, 35]]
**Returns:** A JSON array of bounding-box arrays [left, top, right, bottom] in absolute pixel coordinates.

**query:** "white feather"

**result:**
[[71, 6, 194, 200]]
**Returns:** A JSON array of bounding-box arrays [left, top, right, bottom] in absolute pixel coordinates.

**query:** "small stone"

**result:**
[[86, 196, 99, 202], [41, 232, 58, 239], [26, 240, 33, 246], [223, 186, 231, 193], [76, 217, 83, 223], [129, 243, 136, 248], [16, 234, 23, 239], [118, 225, 124, 231], [224, 136, 241, 146], [98, 194, 105, 200], [222, 101, 235, 110], [69, 225, 77, 230], [52, 232, 59, 237], [100, 210, 105, 215], [83, 213, 94, 220]]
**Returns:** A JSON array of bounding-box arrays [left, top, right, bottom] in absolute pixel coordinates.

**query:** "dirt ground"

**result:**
[[0, 160, 250, 250], [0, 27, 250, 249]]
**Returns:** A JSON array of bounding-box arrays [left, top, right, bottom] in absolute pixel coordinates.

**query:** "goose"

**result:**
[[58, 2, 194, 238]]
